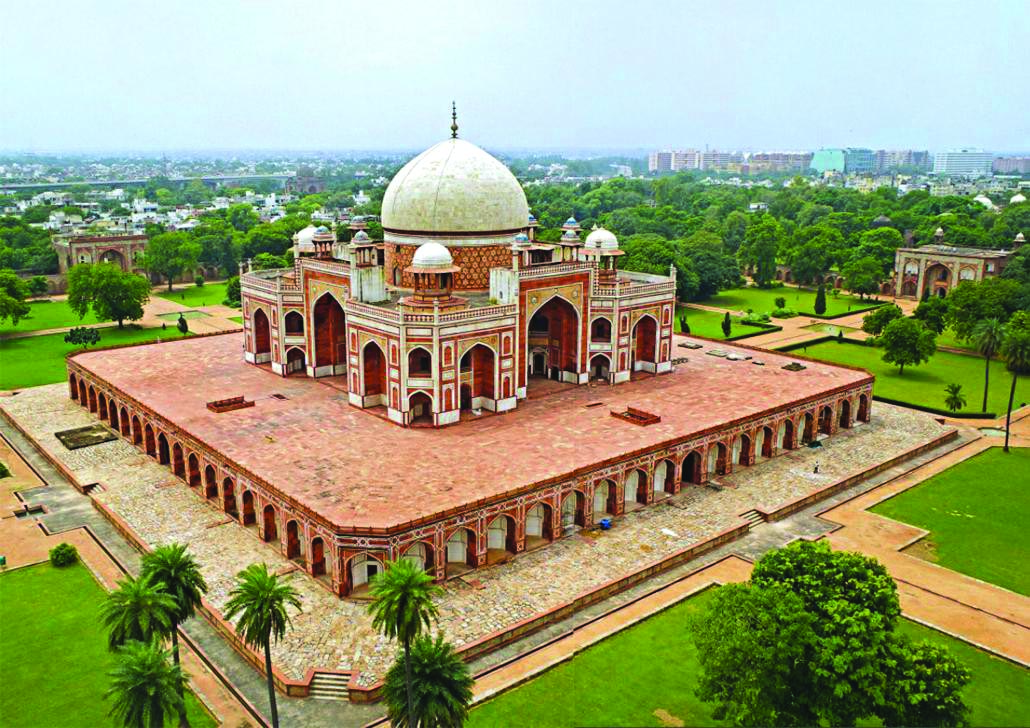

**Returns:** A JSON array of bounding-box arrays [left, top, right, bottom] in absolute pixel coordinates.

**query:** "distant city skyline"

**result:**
[[1, 0, 1028, 153]]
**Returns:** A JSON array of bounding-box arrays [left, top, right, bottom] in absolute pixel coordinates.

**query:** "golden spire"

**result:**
[[450, 101, 458, 139]]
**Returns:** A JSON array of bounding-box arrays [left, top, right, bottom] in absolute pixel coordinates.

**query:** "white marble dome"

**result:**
[[381, 138, 529, 234], [411, 242, 454, 269], [585, 226, 619, 250], [1011, 192, 1027, 204], [293, 224, 317, 253]]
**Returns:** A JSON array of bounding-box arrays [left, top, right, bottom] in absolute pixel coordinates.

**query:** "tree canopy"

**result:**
[[67, 263, 150, 328], [880, 317, 937, 374]]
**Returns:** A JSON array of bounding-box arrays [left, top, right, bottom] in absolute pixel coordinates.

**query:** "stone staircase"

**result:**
[[308, 672, 349, 701], [740, 509, 766, 529]]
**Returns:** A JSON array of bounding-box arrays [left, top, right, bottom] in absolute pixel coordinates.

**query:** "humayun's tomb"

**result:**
[[63, 124, 874, 600]]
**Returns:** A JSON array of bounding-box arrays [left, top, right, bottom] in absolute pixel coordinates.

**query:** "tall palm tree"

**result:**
[[972, 318, 1006, 412], [368, 559, 442, 728], [382, 634, 473, 728], [142, 543, 208, 727], [944, 383, 966, 413], [100, 573, 176, 651], [1000, 320, 1030, 452], [224, 563, 301, 728], [106, 639, 187, 728]]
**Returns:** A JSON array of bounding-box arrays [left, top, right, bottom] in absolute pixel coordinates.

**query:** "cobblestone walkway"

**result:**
[[2, 385, 951, 687]]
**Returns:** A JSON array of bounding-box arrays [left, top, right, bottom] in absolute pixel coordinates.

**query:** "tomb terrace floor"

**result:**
[[67, 333, 872, 531]]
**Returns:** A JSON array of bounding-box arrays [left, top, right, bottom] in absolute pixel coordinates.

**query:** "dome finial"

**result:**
[[450, 101, 458, 139]]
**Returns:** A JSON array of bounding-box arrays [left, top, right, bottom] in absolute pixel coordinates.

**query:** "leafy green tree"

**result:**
[[368, 559, 442, 728], [946, 278, 1022, 342], [971, 319, 1006, 412], [690, 583, 817, 726], [224, 275, 241, 307], [880, 317, 937, 375], [739, 216, 781, 287], [914, 296, 949, 335], [1000, 313, 1030, 452], [862, 304, 903, 335], [881, 637, 971, 728], [774, 296, 786, 309], [842, 256, 883, 298], [100, 574, 176, 651], [0, 268, 30, 325], [382, 634, 473, 728], [224, 563, 302, 728], [227, 204, 260, 233], [142, 232, 201, 291], [27, 275, 48, 298], [67, 263, 150, 328], [695, 541, 970, 728], [788, 237, 832, 284], [944, 383, 967, 413], [105, 640, 187, 728], [853, 227, 904, 274], [141, 543, 208, 722], [681, 230, 738, 300], [65, 326, 101, 348], [721, 210, 748, 252], [813, 284, 826, 315]]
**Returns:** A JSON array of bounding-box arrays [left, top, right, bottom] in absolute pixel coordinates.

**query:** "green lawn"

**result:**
[[0, 562, 215, 728], [872, 447, 1030, 595], [705, 286, 880, 317], [0, 300, 99, 336], [468, 587, 1030, 728], [675, 306, 776, 340], [936, 327, 977, 353], [156, 282, 233, 308], [229, 315, 243, 324], [0, 325, 190, 390], [795, 340, 1028, 415]]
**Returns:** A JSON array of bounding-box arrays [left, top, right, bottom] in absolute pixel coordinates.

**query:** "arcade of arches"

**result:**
[[66, 367, 871, 598]]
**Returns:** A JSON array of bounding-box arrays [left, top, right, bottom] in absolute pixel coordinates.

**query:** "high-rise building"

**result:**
[[700, 150, 744, 171], [811, 148, 875, 175], [933, 149, 993, 177], [993, 156, 1030, 174], [647, 151, 674, 174], [874, 150, 931, 172], [747, 152, 814, 173], [648, 149, 701, 173]]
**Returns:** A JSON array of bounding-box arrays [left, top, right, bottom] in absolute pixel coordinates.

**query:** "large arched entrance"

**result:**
[[589, 354, 610, 381], [924, 263, 951, 298], [313, 294, 346, 375], [653, 459, 676, 498], [285, 347, 306, 375], [624, 469, 647, 509], [631, 315, 658, 372], [348, 554, 382, 597], [408, 392, 434, 425], [222, 478, 238, 518], [99, 248, 127, 269], [460, 344, 495, 408], [486, 515, 517, 564], [592, 481, 615, 518], [253, 308, 271, 363], [681, 451, 703, 485], [527, 296, 580, 387], [157, 433, 170, 465], [361, 341, 387, 404], [401, 542, 434, 573], [445, 528, 477, 578], [524, 503, 553, 549]]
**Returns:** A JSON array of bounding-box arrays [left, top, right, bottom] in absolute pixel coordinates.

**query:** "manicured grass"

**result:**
[[0, 325, 189, 390], [468, 587, 1030, 728], [0, 562, 215, 728], [705, 285, 879, 317], [675, 306, 776, 340], [0, 300, 99, 336], [897, 619, 1030, 728], [795, 340, 1028, 414], [936, 327, 977, 353], [467, 588, 722, 728], [156, 282, 233, 308], [229, 315, 243, 324], [872, 447, 1030, 595]]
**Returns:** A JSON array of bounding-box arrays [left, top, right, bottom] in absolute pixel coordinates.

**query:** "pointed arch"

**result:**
[[252, 307, 271, 361], [187, 453, 201, 487], [312, 292, 346, 374], [222, 477, 238, 518], [526, 294, 581, 386], [204, 464, 217, 499], [361, 340, 387, 400], [632, 314, 659, 372], [171, 442, 185, 478], [407, 346, 433, 377], [444, 527, 478, 577], [681, 450, 703, 485], [144, 423, 156, 456]]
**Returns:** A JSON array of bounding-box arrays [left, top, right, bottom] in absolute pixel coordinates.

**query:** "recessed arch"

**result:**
[[593, 480, 616, 517], [240, 490, 256, 526], [262, 505, 278, 543], [407, 346, 433, 377], [653, 459, 676, 496], [486, 514, 517, 562], [527, 295, 581, 386], [361, 340, 387, 400], [69, 373, 79, 400], [444, 527, 478, 577], [87, 385, 98, 413], [97, 392, 108, 421], [801, 412, 815, 444], [132, 416, 143, 446], [858, 393, 870, 422], [681, 450, 703, 485], [838, 399, 852, 429], [408, 391, 434, 425], [252, 307, 271, 360], [589, 353, 611, 381], [624, 468, 648, 507], [460, 343, 495, 404], [78, 380, 88, 406], [285, 346, 306, 375], [758, 425, 775, 458], [310, 536, 328, 578], [312, 293, 346, 374], [631, 314, 659, 372], [285, 519, 302, 560], [171, 442, 185, 478], [561, 490, 587, 530], [401, 541, 434, 573], [187, 453, 201, 487], [156, 433, 170, 466], [590, 316, 612, 343], [204, 464, 218, 499], [525, 502, 554, 548], [118, 407, 130, 437], [222, 477, 238, 518], [347, 552, 384, 595], [818, 405, 834, 436], [284, 310, 304, 335]]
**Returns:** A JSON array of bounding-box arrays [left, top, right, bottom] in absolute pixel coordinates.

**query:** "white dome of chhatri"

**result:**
[[585, 226, 619, 250], [381, 138, 529, 234], [1012, 192, 1027, 204], [411, 242, 454, 269]]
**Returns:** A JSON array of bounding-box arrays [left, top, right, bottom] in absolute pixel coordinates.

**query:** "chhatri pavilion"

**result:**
[[66, 118, 873, 598]]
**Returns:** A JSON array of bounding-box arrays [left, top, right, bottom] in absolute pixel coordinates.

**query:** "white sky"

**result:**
[[1, 0, 1028, 153]]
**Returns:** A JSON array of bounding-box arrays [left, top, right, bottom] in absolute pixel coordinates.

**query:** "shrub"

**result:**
[[64, 326, 101, 348], [0, 460, 11, 478], [49, 542, 78, 567], [194, 275, 205, 287], [771, 307, 798, 319], [742, 311, 771, 324], [774, 296, 786, 309]]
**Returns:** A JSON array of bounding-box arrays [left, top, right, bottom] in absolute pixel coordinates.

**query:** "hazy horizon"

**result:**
[[2, 0, 1028, 154]]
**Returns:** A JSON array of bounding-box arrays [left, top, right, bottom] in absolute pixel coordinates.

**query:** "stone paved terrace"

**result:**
[[2, 385, 947, 686], [68, 332, 871, 530]]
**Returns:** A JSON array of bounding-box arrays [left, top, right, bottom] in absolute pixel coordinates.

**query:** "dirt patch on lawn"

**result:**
[[653, 708, 685, 726], [902, 536, 940, 564]]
